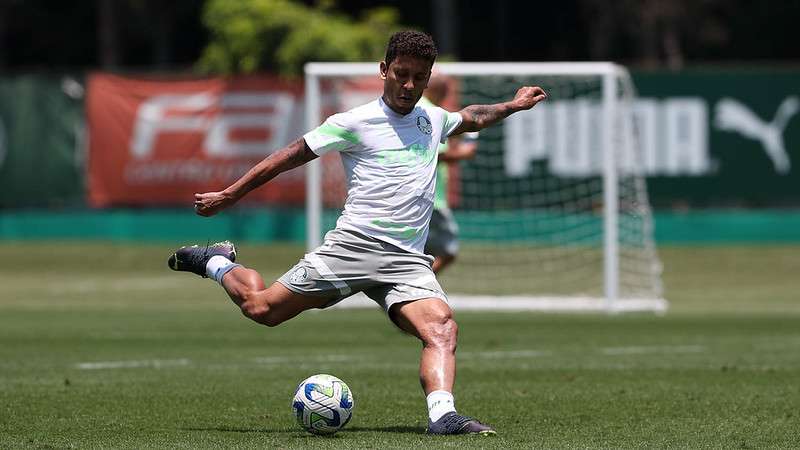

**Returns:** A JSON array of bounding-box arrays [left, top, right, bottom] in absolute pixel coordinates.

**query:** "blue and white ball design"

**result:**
[[291, 374, 354, 435]]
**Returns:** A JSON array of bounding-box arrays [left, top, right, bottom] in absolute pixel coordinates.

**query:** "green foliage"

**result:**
[[197, 0, 402, 76]]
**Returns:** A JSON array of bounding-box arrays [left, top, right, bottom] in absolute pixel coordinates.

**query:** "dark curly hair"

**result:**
[[384, 30, 438, 67]]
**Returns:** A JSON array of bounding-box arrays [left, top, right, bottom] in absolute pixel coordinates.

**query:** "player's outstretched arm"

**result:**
[[452, 86, 547, 135], [193, 138, 318, 217]]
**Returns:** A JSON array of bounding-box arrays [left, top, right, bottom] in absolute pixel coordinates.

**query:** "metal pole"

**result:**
[[602, 68, 619, 312], [304, 71, 322, 251]]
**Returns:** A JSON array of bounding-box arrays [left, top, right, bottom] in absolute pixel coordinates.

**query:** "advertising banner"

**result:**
[[87, 74, 306, 207], [495, 70, 800, 208], [84, 69, 800, 209], [0, 75, 84, 208], [634, 71, 800, 207]]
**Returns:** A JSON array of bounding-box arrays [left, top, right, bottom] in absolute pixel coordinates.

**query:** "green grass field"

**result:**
[[1, 242, 799, 448]]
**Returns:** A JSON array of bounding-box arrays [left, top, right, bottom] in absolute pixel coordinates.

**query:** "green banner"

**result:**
[[0, 75, 84, 208], [633, 70, 800, 207]]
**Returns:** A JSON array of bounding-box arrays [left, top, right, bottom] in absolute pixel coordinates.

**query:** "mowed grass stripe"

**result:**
[[1, 242, 799, 448]]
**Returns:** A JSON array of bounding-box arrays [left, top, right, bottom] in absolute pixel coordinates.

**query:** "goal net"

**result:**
[[304, 62, 666, 313]]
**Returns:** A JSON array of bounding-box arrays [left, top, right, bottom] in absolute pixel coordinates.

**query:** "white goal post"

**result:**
[[304, 62, 666, 313]]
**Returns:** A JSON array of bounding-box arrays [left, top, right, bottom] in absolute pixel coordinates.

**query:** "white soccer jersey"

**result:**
[[304, 97, 463, 254]]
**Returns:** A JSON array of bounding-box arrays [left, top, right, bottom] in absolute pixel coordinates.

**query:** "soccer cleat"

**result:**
[[167, 240, 236, 277], [426, 412, 496, 436]]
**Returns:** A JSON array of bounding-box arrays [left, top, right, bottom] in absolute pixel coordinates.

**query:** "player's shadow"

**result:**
[[341, 425, 423, 434], [181, 425, 423, 435], [181, 426, 285, 434]]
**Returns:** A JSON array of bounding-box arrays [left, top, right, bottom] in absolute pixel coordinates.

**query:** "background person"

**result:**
[[419, 73, 479, 274]]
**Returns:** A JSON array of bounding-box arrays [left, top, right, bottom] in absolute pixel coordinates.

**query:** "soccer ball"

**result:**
[[291, 374, 354, 435]]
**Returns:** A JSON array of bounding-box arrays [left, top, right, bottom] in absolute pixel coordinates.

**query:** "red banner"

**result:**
[[87, 71, 463, 209], [87, 73, 307, 207]]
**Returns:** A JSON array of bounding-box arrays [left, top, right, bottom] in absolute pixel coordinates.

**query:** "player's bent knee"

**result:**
[[242, 302, 282, 327], [259, 313, 285, 327], [425, 314, 458, 352], [239, 292, 282, 327]]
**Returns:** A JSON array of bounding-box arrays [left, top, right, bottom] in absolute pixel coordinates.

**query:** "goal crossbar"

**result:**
[[305, 62, 620, 77]]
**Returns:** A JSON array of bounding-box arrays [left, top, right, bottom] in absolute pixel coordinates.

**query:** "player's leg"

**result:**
[[389, 298, 495, 436], [425, 208, 459, 274], [218, 268, 329, 327], [168, 240, 329, 327], [431, 254, 455, 274], [390, 298, 457, 394]]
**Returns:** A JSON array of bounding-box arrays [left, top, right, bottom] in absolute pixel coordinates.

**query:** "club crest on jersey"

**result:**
[[416, 116, 433, 134], [290, 267, 308, 284]]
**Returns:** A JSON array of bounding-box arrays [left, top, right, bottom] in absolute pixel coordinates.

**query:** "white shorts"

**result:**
[[278, 229, 447, 312]]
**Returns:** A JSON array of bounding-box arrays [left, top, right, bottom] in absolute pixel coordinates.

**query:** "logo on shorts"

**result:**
[[290, 267, 308, 284], [416, 116, 432, 134]]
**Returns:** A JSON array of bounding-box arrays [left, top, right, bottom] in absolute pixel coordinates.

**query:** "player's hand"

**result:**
[[193, 191, 234, 217], [511, 86, 548, 111]]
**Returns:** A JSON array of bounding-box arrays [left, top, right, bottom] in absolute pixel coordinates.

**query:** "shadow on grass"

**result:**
[[341, 426, 423, 434], [182, 425, 424, 435], [181, 426, 287, 434]]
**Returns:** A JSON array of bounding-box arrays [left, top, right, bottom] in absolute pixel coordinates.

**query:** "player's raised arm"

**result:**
[[193, 137, 318, 217], [451, 86, 547, 135]]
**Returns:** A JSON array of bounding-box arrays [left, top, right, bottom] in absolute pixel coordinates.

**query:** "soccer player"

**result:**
[[419, 74, 478, 274], [168, 30, 547, 436]]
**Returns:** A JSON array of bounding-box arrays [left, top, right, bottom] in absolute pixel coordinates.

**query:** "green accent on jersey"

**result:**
[[317, 123, 360, 144], [371, 219, 420, 239], [376, 143, 436, 167]]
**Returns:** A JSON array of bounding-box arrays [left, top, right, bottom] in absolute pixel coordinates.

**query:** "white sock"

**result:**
[[205, 255, 240, 284], [426, 390, 456, 422]]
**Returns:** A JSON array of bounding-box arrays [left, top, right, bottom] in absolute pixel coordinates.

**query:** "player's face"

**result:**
[[380, 55, 432, 115]]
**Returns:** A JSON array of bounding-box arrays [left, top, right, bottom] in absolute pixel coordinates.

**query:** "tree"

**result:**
[[197, 0, 402, 76]]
